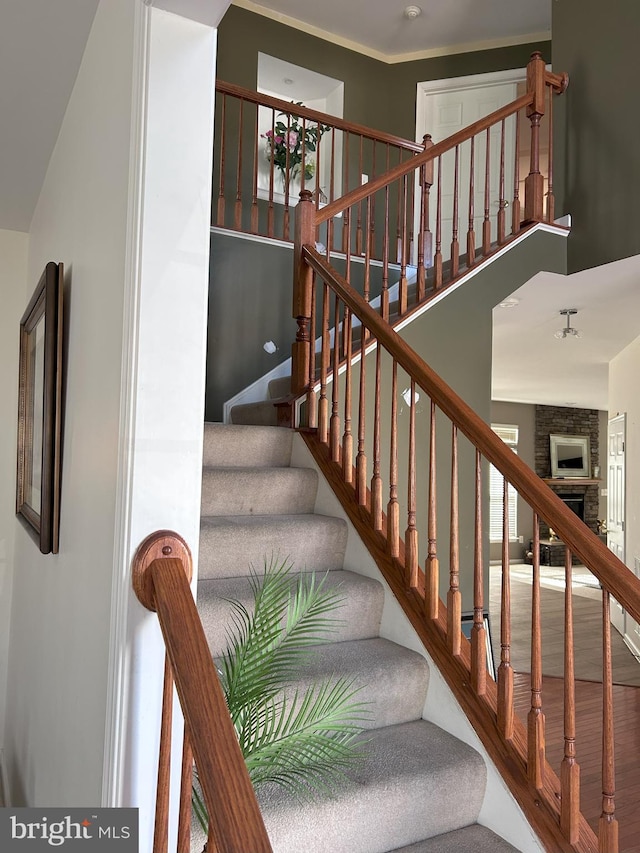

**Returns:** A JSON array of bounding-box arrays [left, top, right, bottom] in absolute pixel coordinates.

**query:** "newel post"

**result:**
[[524, 51, 546, 223], [292, 189, 315, 396]]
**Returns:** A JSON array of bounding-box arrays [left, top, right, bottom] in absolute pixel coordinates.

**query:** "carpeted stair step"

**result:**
[[198, 570, 384, 655], [268, 376, 291, 399], [278, 637, 429, 729], [201, 466, 318, 516], [199, 513, 348, 579], [388, 825, 520, 852], [203, 423, 292, 467], [257, 719, 487, 853], [230, 399, 280, 426]]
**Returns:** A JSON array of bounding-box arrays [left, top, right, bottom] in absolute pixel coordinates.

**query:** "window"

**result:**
[[490, 424, 518, 542]]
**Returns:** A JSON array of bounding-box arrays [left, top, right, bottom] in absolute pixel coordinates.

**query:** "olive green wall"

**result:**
[[206, 233, 295, 421], [217, 6, 550, 140], [206, 232, 393, 420], [552, 0, 640, 272], [217, 6, 390, 132]]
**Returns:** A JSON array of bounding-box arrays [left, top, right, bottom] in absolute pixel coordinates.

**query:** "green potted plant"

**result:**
[[192, 557, 369, 836]]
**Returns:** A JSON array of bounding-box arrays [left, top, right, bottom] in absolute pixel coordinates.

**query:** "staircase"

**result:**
[[195, 422, 522, 853]]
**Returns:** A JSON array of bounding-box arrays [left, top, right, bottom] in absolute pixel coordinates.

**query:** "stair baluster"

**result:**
[[471, 450, 486, 696], [528, 514, 546, 791], [497, 477, 514, 739], [447, 424, 461, 656], [342, 307, 353, 483], [482, 127, 491, 255], [599, 591, 619, 852], [387, 359, 400, 558], [434, 155, 443, 289], [451, 144, 460, 277], [405, 378, 419, 589], [561, 548, 581, 844], [371, 345, 384, 531], [498, 119, 507, 245], [425, 400, 439, 621], [466, 136, 476, 267], [511, 110, 521, 234]]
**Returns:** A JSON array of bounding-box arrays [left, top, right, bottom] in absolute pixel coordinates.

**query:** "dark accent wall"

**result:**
[[206, 233, 296, 421], [552, 0, 640, 272], [534, 405, 600, 537], [206, 232, 392, 420]]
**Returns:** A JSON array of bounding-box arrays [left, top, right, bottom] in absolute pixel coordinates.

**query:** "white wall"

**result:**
[[106, 9, 217, 852], [3, 8, 220, 848], [3, 0, 139, 808], [609, 334, 640, 569], [0, 229, 29, 763], [1, 3, 220, 841]]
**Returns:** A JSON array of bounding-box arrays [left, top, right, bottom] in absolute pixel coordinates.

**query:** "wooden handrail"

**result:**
[[132, 531, 272, 853], [315, 92, 534, 224], [216, 80, 424, 153], [302, 245, 640, 624]]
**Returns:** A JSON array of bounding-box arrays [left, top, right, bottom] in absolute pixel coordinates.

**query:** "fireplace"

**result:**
[[556, 492, 586, 523]]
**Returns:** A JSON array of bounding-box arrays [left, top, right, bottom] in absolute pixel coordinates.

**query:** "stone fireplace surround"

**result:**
[[534, 405, 599, 538]]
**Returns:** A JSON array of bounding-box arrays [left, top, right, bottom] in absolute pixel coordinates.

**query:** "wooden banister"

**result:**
[[216, 80, 424, 153], [315, 92, 533, 224], [302, 244, 640, 622], [132, 531, 272, 853]]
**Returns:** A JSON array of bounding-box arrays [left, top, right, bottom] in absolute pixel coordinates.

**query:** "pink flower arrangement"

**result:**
[[262, 105, 329, 183]]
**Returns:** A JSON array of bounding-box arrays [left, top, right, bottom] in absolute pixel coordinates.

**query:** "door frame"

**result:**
[[607, 413, 627, 639]]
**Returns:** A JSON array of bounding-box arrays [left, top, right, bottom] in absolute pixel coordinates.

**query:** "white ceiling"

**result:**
[[492, 253, 640, 412], [233, 0, 551, 61], [4, 0, 638, 413]]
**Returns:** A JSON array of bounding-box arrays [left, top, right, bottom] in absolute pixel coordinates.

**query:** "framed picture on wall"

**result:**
[[16, 262, 64, 554]]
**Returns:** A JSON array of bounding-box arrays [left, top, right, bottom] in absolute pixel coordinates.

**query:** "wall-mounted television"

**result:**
[[549, 434, 590, 478]]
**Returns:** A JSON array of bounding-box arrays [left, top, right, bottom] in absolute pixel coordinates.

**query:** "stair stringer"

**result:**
[[290, 433, 545, 853]]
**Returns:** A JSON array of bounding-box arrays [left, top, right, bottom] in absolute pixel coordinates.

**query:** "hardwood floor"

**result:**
[[490, 565, 640, 852]]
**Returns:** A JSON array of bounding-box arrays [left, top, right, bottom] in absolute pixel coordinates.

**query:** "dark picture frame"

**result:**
[[16, 262, 64, 554]]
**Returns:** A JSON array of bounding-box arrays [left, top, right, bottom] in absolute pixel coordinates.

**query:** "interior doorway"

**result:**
[[415, 69, 524, 260]]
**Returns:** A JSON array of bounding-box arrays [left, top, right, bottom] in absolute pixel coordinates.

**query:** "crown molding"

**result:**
[[231, 0, 550, 64]]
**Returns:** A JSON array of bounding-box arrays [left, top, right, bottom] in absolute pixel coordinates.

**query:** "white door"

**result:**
[[608, 414, 626, 636], [415, 69, 523, 265]]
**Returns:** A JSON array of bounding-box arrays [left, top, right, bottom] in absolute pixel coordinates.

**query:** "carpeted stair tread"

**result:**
[[277, 637, 429, 729], [201, 466, 318, 516], [257, 718, 487, 853], [230, 399, 280, 426], [387, 824, 521, 852], [198, 513, 348, 579], [203, 422, 292, 467], [198, 569, 384, 655], [268, 376, 291, 399]]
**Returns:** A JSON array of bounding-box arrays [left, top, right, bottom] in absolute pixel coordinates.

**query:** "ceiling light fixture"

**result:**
[[554, 308, 582, 339], [404, 5, 422, 19]]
